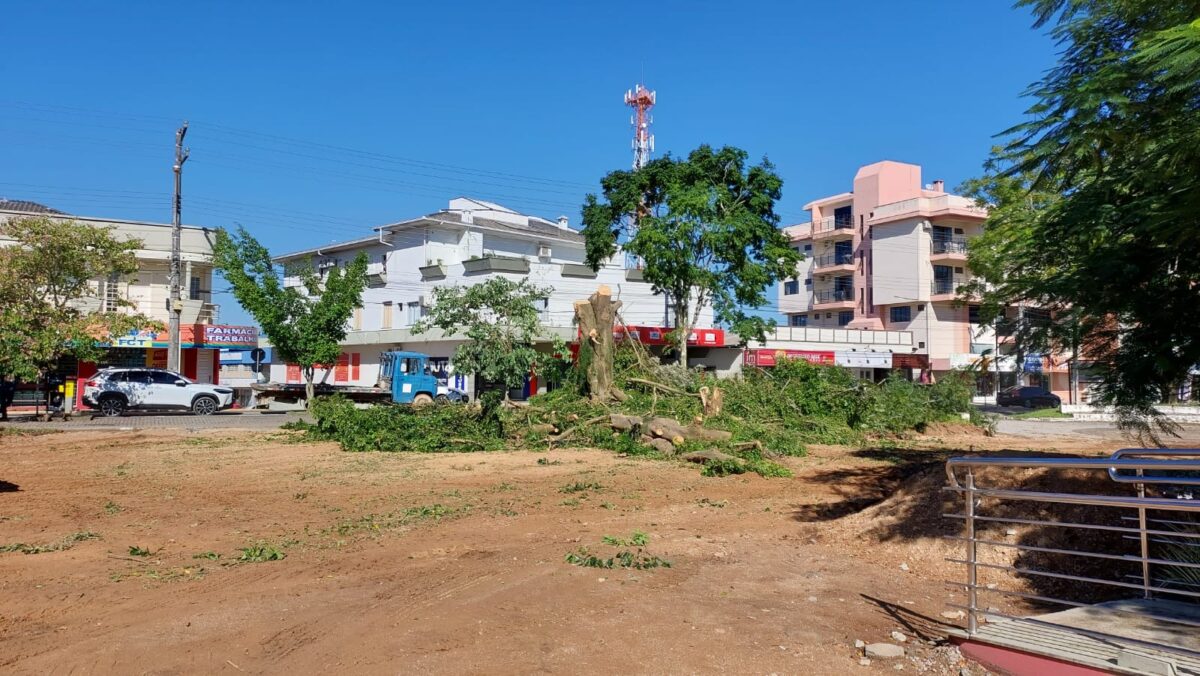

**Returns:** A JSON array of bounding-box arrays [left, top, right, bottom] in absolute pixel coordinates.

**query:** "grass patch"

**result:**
[[565, 531, 671, 570], [559, 481, 603, 494], [127, 545, 153, 557], [1, 531, 99, 555], [1011, 408, 1072, 419], [237, 542, 286, 562]]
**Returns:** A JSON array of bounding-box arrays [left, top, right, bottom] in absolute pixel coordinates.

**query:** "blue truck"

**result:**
[[252, 350, 467, 408]]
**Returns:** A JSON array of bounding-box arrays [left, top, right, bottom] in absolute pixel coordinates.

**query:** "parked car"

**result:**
[[436, 383, 470, 403], [998, 386, 1061, 409], [83, 368, 235, 416]]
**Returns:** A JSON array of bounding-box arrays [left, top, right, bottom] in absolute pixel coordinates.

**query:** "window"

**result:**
[[407, 302, 423, 325], [837, 311, 853, 326], [804, 278, 812, 287], [103, 273, 120, 312], [890, 306, 912, 323], [353, 307, 362, 331], [150, 371, 182, 385], [790, 314, 807, 327], [189, 276, 202, 301], [783, 279, 799, 295], [968, 305, 981, 324], [381, 301, 393, 330]]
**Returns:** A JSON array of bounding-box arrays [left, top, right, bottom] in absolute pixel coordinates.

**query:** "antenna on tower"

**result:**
[[624, 83, 656, 170]]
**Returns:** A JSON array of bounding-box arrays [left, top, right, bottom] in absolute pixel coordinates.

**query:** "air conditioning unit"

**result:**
[[538, 245, 552, 259], [418, 295, 427, 306]]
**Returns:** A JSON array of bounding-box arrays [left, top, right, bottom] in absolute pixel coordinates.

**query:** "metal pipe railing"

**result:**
[[944, 449, 1200, 652]]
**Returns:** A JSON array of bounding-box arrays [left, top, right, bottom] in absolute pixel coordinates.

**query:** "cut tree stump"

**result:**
[[573, 285, 626, 403]]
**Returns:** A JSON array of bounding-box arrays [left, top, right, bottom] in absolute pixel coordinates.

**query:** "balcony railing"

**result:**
[[932, 238, 969, 255], [931, 279, 958, 295], [815, 288, 854, 304], [813, 252, 854, 268], [812, 215, 855, 234]]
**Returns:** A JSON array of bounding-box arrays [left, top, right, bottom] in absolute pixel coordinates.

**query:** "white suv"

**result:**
[[83, 368, 235, 417]]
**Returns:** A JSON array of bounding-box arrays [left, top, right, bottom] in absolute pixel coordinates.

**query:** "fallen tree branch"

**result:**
[[548, 415, 610, 446], [626, 378, 701, 399]]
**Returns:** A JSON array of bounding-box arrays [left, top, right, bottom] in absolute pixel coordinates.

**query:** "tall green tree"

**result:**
[[414, 277, 565, 406], [580, 145, 800, 365], [965, 1, 1200, 437], [0, 216, 157, 381], [212, 226, 367, 406]]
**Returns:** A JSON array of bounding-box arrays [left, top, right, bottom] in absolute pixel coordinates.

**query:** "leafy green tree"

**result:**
[[212, 226, 367, 407], [414, 277, 565, 406], [964, 1, 1200, 437], [580, 145, 800, 365], [0, 216, 157, 381]]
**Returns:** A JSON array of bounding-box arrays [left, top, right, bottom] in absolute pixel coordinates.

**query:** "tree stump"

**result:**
[[574, 285, 625, 402]]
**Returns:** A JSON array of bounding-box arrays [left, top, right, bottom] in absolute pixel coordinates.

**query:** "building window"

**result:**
[[783, 279, 800, 295], [969, 304, 981, 324], [381, 301, 393, 330], [103, 273, 120, 312], [837, 311, 853, 326], [407, 302, 423, 325], [790, 314, 807, 327], [804, 278, 812, 287], [353, 307, 362, 331], [803, 244, 812, 253], [890, 306, 912, 323], [189, 276, 202, 301]]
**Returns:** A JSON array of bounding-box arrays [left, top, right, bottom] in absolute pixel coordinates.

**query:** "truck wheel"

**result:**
[[436, 394, 450, 403], [97, 395, 126, 417], [412, 393, 434, 407]]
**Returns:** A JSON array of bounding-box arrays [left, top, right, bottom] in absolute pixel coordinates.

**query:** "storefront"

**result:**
[[73, 323, 258, 409]]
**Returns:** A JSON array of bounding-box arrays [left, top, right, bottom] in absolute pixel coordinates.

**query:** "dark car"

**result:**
[[998, 386, 1061, 409]]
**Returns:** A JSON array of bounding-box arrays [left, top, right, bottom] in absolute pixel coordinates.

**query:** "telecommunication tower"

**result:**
[[624, 84, 656, 170]]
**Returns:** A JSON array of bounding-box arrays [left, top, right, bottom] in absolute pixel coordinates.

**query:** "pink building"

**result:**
[[778, 161, 1071, 398]]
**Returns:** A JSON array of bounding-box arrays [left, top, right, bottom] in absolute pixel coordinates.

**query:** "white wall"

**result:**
[[870, 218, 925, 305]]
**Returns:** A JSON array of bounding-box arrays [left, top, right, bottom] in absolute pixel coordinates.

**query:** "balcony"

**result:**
[[869, 194, 988, 225], [180, 300, 219, 324], [811, 216, 854, 241], [813, 251, 855, 272], [462, 255, 530, 275], [930, 279, 962, 300], [814, 288, 855, 309], [931, 237, 969, 261]]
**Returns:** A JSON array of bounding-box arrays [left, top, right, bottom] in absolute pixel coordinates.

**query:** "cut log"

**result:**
[[646, 437, 676, 455], [573, 285, 623, 403], [609, 414, 643, 432], [646, 416, 732, 444], [529, 423, 559, 435]]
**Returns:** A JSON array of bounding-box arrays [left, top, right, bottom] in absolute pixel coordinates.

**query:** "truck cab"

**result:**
[[378, 351, 439, 405]]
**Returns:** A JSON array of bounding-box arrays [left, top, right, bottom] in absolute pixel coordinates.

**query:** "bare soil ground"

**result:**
[[2, 424, 1194, 674]]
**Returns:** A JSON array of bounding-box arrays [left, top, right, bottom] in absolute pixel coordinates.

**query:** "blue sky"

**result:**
[[0, 1, 1057, 327]]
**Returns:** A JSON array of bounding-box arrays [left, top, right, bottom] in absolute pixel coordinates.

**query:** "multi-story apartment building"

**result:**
[[268, 197, 735, 395], [0, 200, 258, 406], [771, 161, 1071, 398]]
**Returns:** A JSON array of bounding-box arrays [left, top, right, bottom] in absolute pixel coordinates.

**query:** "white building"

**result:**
[[0, 200, 258, 404], [269, 198, 733, 394]]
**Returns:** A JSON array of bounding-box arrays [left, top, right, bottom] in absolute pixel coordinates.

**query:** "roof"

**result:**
[[422, 209, 583, 242], [0, 199, 67, 214]]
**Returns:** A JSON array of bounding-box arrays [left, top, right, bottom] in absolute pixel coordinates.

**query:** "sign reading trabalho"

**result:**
[[202, 325, 258, 347]]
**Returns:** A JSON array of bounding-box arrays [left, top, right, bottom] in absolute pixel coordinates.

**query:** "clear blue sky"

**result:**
[[0, 1, 1057, 327]]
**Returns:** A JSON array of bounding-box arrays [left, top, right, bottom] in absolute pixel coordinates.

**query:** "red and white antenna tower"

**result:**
[[625, 84, 656, 170]]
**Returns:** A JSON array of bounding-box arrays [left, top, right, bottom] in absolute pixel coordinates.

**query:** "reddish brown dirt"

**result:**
[[0, 425, 1183, 674]]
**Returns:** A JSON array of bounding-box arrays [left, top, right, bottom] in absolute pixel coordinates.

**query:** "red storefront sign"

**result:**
[[744, 349, 835, 367], [612, 326, 726, 347]]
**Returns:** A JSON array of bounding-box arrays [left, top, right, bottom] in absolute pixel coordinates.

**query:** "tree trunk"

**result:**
[[574, 285, 623, 402], [304, 366, 315, 409], [674, 300, 690, 367]]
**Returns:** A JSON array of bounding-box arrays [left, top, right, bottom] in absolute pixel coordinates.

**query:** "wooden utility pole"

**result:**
[[168, 122, 189, 373]]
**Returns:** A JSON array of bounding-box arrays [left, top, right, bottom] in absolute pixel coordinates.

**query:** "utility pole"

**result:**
[[168, 122, 190, 373]]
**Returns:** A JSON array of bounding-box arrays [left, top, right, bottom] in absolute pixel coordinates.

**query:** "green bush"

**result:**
[[303, 395, 505, 453]]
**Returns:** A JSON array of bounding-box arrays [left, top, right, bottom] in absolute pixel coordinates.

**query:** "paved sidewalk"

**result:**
[[0, 410, 306, 432]]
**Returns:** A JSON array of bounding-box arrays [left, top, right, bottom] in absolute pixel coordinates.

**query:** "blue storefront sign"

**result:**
[[1023, 354, 1043, 373]]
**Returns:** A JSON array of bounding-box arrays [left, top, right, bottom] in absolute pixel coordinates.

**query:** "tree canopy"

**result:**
[[963, 0, 1200, 435], [0, 216, 156, 380], [580, 145, 799, 364], [414, 277, 564, 404], [212, 226, 367, 405]]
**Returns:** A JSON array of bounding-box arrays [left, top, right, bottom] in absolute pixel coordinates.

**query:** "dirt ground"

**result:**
[[2, 424, 1194, 674]]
